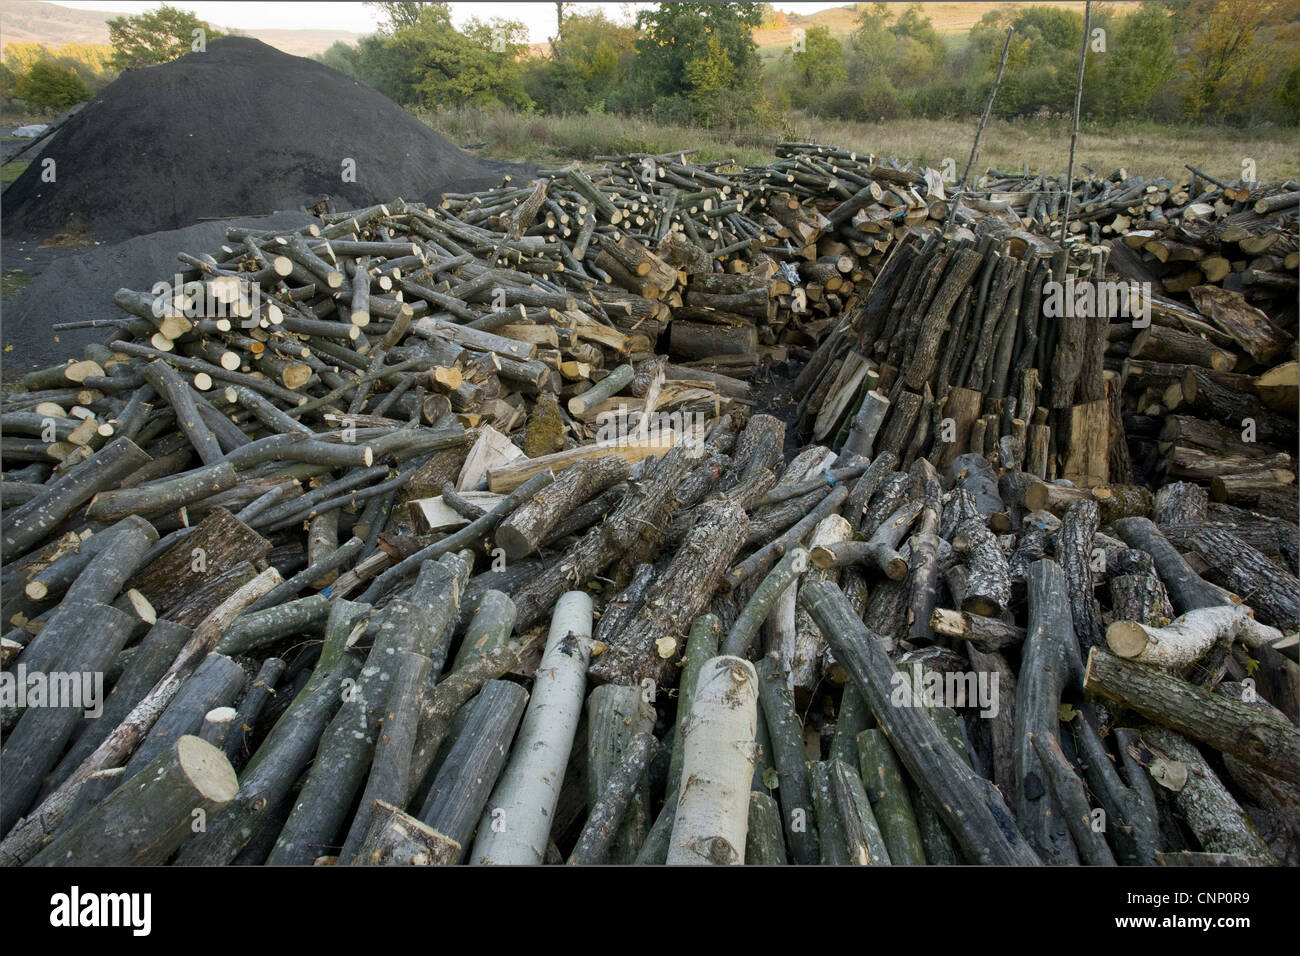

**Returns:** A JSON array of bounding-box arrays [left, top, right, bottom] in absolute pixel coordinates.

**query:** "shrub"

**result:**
[[14, 61, 91, 112]]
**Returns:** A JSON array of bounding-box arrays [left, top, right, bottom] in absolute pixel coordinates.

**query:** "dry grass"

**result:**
[[417, 106, 776, 167], [422, 105, 1298, 184], [787, 113, 1300, 183]]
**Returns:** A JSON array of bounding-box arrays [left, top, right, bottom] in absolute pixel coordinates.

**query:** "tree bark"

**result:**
[[799, 578, 1040, 865], [666, 656, 759, 865]]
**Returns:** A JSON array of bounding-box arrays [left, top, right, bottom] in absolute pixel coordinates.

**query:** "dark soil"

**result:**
[[1, 36, 530, 244]]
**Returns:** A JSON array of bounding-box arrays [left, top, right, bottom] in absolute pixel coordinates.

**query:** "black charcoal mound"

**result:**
[[2, 36, 528, 242]]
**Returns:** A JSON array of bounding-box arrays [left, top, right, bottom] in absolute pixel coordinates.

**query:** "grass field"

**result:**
[[1, 159, 30, 185], [1, 270, 32, 298], [419, 106, 1299, 184]]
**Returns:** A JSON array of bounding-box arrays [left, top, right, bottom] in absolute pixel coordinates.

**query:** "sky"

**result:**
[[52, 2, 855, 42]]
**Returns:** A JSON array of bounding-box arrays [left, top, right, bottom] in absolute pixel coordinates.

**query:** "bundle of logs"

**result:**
[[1, 145, 1297, 867], [978, 162, 1298, 269], [796, 217, 1298, 521]]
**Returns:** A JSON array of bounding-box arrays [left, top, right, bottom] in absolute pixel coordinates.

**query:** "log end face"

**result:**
[[1024, 481, 1050, 513], [930, 607, 964, 638], [961, 595, 1002, 618], [1106, 620, 1151, 660], [177, 735, 239, 805], [809, 545, 835, 570], [493, 526, 533, 563]]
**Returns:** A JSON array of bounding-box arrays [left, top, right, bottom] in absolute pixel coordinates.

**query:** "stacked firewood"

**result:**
[[978, 162, 1297, 245], [2, 146, 1297, 868]]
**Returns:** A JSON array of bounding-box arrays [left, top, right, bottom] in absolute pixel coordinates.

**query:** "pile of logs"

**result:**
[[1, 144, 1297, 868], [979, 162, 1297, 267], [795, 220, 1298, 519]]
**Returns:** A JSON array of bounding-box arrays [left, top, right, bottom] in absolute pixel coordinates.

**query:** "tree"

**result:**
[[14, 60, 92, 111], [852, 2, 896, 66], [685, 35, 737, 103], [315, 40, 362, 78], [890, 3, 945, 61], [383, 5, 531, 109], [107, 4, 221, 71], [794, 26, 846, 88], [1170, 1, 1272, 119], [633, 2, 763, 102], [536, 9, 636, 110], [1103, 4, 1176, 118], [367, 2, 438, 33]]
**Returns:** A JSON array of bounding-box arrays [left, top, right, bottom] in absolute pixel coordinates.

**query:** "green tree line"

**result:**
[[775, 1, 1299, 126], [318, 1, 1298, 128], [2, 4, 220, 114], [5, 1, 1297, 127]]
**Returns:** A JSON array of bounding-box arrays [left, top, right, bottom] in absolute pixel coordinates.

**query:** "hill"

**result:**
[[2, 36, 527, 241], [754, 1, 1096, 49], [0, 0, 364, 57]]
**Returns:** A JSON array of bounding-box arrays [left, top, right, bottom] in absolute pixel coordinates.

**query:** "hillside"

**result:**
[[0, 0, 364, 56], [754, 1, 1098, 49]]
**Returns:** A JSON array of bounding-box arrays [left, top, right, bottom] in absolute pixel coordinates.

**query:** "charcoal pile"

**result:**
[[1, 37, 526, 243], [1, 141, 1297, 868]]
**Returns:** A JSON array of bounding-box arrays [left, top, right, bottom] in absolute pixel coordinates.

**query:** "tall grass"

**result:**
[[416, 105, 778, 167], [417, 105, 1299, 182]]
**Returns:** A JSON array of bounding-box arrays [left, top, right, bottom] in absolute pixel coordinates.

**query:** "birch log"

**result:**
[[666, 655, 759, 865], [469, 591, 593, 864]]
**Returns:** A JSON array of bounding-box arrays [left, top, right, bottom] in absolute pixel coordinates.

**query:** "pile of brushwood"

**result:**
[[1, 143, 1296, 867]]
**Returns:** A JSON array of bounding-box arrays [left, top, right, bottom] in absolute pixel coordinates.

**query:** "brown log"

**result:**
[[1084, 647, 1300, 786], [495, 456, 631, 560]]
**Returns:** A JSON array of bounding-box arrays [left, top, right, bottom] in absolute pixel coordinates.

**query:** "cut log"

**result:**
[[666, 656, 759, 865], [1083, 648, 1300, 787], [31, 736, 236, 867], [799, 579, 1041, 865], [470, 591, 593, 865]]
